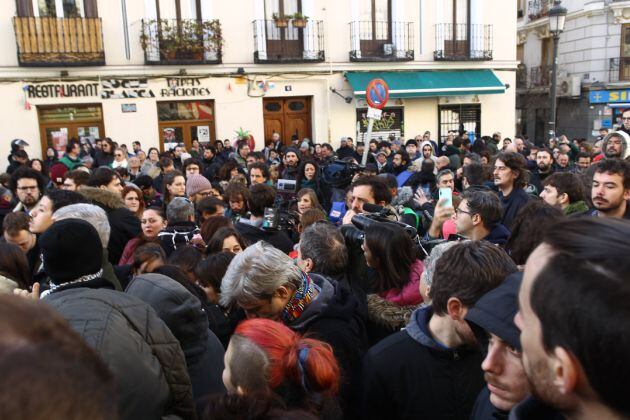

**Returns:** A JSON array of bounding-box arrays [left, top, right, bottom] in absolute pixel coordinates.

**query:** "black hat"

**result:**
[[134, 175, 154, 189], [465, 272, 522, 351], [39, 218, 103, 284]]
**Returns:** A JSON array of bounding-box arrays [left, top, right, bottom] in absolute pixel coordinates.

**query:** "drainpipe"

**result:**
[[121, 0, 131, 60]]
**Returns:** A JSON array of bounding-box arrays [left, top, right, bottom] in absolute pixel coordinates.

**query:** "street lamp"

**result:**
[[548, 0, 567, 143]]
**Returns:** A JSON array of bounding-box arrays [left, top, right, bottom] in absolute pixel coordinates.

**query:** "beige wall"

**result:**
[[0, 0, 517, 169]]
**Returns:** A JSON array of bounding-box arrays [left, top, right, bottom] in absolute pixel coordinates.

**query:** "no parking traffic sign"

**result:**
[[365, 78, 390, 110]]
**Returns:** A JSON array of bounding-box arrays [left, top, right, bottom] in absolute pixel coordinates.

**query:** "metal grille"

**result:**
[[438, 104, 481, 143]]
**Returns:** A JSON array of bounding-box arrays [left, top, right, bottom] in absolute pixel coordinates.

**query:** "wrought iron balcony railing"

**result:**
[[349, 21, 414, 62], [13, 16, 105, 66], [434, 23, 493, 61], [141, 18, 222, 65], [253, 19, 324, 63]]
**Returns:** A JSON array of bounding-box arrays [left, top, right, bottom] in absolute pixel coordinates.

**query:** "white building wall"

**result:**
[[0, 0, 517, 170]]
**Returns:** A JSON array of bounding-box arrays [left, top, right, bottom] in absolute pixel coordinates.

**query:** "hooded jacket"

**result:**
[[361, 306, 485, 420], [126, 273, 226, 410], [80, 186, 141, 264], [44, 287, 196, 420], [289, 274, 368, 419], [602, 130, 630, 159], [484, 223, 511, 246]]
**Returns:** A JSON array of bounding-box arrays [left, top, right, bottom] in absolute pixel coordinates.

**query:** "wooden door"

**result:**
[[37, 104, 104, 158], [263, 97, 311, 146]]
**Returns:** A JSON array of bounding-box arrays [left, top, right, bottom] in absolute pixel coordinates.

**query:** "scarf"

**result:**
[[281, 271, 320, 324], [40, 269, 106, 298]]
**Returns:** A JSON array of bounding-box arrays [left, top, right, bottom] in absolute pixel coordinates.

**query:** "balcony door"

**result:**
[[443, 0, 470, 58], [359, 0, 391, 57], [264, 0, 302, 60], [17, 0, 97, 17]]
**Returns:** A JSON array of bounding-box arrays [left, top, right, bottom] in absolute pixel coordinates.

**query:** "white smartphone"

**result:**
[[439, 187, 453, 208]]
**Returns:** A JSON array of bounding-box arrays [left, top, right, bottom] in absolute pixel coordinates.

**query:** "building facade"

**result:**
[[0, 0, 516, 168], [517, 0, 630, 143]]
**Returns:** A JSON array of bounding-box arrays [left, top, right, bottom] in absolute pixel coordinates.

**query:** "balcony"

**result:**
[[434, 24, 493, 61], [141, 19, 222, 65], [253, 19, 324, 64], [516, 64, 528, 89], [609, 57, 630, 83], [12, 17, 104, 66], [528, 0, 549, 22], [349, 21, 414, 62]]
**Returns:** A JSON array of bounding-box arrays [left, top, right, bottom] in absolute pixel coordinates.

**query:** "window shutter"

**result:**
[[83, 0, 98, 17], [16, 0, 33, 16]]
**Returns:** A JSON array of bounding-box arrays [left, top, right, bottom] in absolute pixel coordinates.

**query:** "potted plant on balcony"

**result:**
[[272, 13, 289, 28], [291, 12, 309, 28]]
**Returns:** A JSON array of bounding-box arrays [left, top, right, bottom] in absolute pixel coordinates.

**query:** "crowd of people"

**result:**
[[0, 122, 629, 420]]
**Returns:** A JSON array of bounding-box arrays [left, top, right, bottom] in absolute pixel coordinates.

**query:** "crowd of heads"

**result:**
[[0, 126, 629, 420]]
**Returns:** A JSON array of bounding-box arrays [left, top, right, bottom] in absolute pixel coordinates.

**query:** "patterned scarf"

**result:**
[[281, 271, 320, 324]]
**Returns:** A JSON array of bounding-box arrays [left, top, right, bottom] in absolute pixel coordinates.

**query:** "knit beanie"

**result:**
[[50, 163, 68, 184], [39, 218, 103, 284], [186, 174, 212, 197]]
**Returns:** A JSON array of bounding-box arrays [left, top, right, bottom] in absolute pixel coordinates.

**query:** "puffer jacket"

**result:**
[[44, 287, 196, 420], [80, 186, 141, 264], [126, 273, 226, 410]]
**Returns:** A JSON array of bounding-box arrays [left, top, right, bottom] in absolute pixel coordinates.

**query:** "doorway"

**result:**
[[263, 96, 312, 146], [157, 100, 215, 151], [37, 104, 104, 159], [359, 0, 392, 57]]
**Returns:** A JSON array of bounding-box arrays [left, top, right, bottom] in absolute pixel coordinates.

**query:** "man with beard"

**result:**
[[601, 131, 630, 160], [280, 147, 300, 180], [529, 148, 554, 194], [9, 168, 44, 215], [361, 241, 517, 419], [385, 150, 410, 177], [619, 107, 630, 137], [514, 218, 630, 420], [493, 152, 530, 229], [581, 159, 630, 219]]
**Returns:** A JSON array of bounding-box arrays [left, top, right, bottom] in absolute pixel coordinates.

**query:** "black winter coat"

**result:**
[[289, 274, 368, 419], [126, 273, 225, 412], [499, 188, 530, 230], [94, 150, 114, 168], [362, 306, 485, 420], [44, 286, 196, 420], [79, 187, 142, 264]]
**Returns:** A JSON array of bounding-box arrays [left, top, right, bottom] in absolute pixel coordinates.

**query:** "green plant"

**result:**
[[292, 12, 307, 20], [140, 19, 223, 58], [235, 127, 252, 141]]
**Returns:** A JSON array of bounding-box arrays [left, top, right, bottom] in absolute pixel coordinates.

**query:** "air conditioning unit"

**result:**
[[557, 75, 581, 97]]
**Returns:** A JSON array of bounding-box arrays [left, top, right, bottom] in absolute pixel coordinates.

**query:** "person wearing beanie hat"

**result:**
[[49, 163, 68, 188], [186, 174, 213, 205], [39, 218, 108, 295], [41, 218, 196, 419], [466, 273, 530, 419]]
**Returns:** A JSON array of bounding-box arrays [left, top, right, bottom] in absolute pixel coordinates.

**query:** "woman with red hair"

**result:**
[[222, 318, 340, 417]]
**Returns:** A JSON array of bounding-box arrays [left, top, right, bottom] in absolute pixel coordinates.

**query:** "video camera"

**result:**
[[262, 178, 300, 232], [341, 203, 452, 260]]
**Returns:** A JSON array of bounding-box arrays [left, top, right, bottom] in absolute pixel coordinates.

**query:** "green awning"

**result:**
[[346, 70, 506, 99]]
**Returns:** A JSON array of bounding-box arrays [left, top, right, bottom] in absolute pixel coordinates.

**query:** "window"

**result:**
[[360, 0, 391, 41], [620, 24, 630, 81], [17, 0, 97, 17], [356, 107, 404, 142], [438, 104, 480, 143]]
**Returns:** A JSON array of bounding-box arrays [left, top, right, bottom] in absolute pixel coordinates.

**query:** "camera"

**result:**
[[262, 178, 299, 232]]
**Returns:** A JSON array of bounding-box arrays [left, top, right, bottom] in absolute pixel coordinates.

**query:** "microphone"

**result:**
[[362, 203, 394, 216]]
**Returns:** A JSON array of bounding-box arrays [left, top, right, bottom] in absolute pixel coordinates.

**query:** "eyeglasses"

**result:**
[[622, 117, 630, 121], [455, 208, 473, 217]]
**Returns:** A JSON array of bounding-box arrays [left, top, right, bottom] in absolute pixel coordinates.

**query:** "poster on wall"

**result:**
[[163, 127, 178, 151], [52, 129, 68, 158], [197, 125, 210, 143]]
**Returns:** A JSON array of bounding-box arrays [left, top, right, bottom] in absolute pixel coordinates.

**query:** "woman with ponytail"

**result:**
[[222, 318, 341, 418]]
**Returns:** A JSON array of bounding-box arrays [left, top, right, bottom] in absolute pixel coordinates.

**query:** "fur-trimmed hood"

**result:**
[[79, 186, 126, 210], [366, 294, 420, 330], [602, 130, 630, 159]]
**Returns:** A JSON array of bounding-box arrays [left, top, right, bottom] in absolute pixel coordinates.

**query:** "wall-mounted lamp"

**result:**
[[330, 87, 352, 104]]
